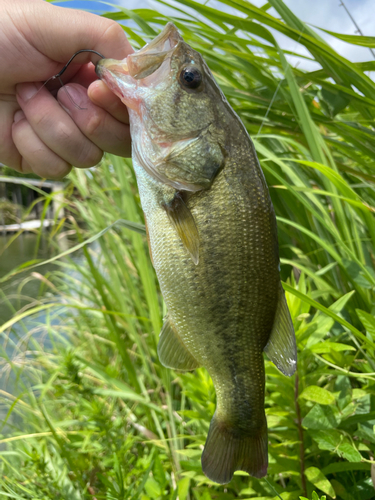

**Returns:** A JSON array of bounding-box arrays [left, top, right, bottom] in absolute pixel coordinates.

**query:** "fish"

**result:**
[[95, 22, 297, 484]]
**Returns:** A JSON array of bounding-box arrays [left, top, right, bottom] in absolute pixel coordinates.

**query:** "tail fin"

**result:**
[[201, 414, 268, 484]]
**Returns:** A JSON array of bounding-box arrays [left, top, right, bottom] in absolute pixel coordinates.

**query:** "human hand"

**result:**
[[1, 0, 133, 179]]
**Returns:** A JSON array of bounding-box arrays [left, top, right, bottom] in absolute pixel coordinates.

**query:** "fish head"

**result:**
[[96, 23, 228, 191]]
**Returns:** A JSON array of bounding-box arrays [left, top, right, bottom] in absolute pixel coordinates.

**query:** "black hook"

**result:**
[[38, 49, 105, 110], [50, 49, 105, 82]]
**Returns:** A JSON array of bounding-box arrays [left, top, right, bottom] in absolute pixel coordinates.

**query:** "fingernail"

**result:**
[[58, 85, 87, 109], [16, 82, 39, 103], [13, 110, 25, 124]]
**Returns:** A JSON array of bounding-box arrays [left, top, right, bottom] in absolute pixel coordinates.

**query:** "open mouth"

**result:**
[[96, 22, 182, 83], [127, 22, 182, 79]]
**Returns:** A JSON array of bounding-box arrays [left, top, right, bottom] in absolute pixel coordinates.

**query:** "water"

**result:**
[[0, 232, 72, 429], [0, 233, 61, 325]]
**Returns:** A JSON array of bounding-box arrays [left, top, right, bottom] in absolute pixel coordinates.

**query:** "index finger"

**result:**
[[88, 80, 129, 124]]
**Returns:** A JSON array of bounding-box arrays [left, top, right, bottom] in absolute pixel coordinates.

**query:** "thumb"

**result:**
[[25, 1, 133, 64]]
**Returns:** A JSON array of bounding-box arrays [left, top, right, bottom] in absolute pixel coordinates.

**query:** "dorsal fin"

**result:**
[[158, 315, 200, 371], [163, 193, 199, 265], [264, 284, 297, 376]]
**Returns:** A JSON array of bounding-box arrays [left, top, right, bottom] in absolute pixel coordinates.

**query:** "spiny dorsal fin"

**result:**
[[163, 193, 199, 265], [264, 284, 297, 376], [158, 315, 200, 371]]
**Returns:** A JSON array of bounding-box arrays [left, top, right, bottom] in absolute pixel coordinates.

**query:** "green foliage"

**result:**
[[0, 200, 23, 225], [1, 0, 375, 499]]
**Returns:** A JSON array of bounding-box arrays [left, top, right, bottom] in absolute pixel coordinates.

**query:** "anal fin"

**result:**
[[158, 315, 200, 371], [264, 283, 297, 376], [163, 193, 199, 265]]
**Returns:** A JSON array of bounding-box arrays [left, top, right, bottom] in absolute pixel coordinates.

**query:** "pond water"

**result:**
[[0, 231, 75, 428], [0, 233, 60, 325]]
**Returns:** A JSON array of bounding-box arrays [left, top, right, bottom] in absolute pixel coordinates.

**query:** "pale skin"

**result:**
[[0, 0, 133, 179]]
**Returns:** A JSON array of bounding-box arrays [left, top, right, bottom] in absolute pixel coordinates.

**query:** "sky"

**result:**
[[260, 0, 375, 70], [54, 0, 375, 71]]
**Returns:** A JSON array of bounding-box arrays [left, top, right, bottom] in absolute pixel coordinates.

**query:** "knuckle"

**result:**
[[34, 112, 53, 130], [56, 121, 73, 143], [54, 122, 102, 168], [101, 21, 125, 46], [55, 122, 81, 154], [76, 144, 103, 168], [85, 112, 103, 138]]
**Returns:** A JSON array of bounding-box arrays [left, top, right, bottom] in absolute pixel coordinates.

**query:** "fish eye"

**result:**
[[179, 66, 202, 90]]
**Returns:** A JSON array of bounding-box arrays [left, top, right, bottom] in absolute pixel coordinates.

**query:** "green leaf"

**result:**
[[175, 449, 202, 458], [322, 462, 370, 474], [320, 87, 350, 117], [144, 478, 162, 499], [329, 290, 356, 313], [76, 357, 163, 413], [153, 454, 166, 489], [342, 260, 374, 289], [283, 283, 375, 350], [356, 309, 375, 339], [341, 411, 375, 428], [305, 467, 336, 498], [318, 29, 375, 48], [299, 386, 335, 405], [276, 43, 325, 164], [352, 389, 368, 400], [310, 342, 355, 354], [303, 404, 339, 430], [355, 423, 375, 445], [312, 493, 326, 500], [335, 376, 352, 412], [309, 430, 341, 450], [337, 442, 362, 462], [177, 478, 190, 500]]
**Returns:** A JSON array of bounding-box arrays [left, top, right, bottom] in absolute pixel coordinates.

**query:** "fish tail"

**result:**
[[201, 413, 268, 483]]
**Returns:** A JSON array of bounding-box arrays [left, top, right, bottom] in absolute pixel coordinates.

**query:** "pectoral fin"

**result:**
[[264, 284, 297, 376], [163, 194, 199, 265], [158, 315, 200, 371], [158, 134, 224, 191]]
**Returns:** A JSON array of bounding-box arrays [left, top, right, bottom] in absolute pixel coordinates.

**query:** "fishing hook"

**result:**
[[36, 49, 105, 110]]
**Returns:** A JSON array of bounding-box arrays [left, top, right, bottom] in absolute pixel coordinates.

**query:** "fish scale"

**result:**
[[96, 21, 297, 483]]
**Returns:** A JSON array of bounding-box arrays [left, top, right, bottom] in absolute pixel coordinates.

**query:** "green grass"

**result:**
[[1, 0, 375, 498]]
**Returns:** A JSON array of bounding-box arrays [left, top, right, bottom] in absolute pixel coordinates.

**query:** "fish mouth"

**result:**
[[96, 22, 182, 83], [128, 22, 182, 79]]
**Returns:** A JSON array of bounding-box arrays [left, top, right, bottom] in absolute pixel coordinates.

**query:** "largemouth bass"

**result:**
[[96, 23, 297, 483]]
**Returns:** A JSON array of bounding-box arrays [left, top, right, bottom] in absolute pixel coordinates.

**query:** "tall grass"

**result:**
[[1, 0, 375, 498]]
